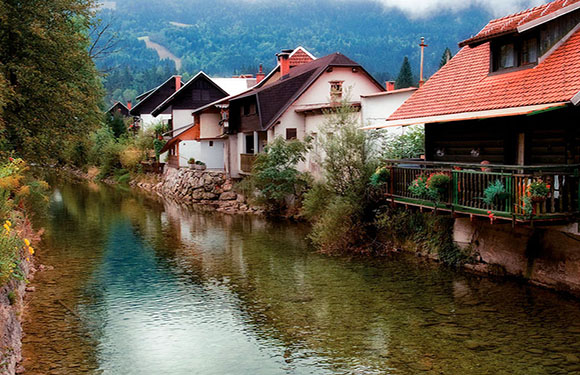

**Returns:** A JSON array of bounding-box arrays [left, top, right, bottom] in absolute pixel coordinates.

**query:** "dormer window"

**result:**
[[329, 80, 343, 101], [491, 34, 539, 72]]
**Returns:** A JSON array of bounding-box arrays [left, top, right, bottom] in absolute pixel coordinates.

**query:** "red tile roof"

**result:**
[[289, 49, 314, 67], [390, 16, 580, 121], [460, 0, 580, 47]]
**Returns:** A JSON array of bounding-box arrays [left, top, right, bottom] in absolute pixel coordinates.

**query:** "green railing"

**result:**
[[385, 160, 580, 222]]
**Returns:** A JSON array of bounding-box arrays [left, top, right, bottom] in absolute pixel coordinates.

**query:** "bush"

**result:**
[[119, 146, 142, 172], [250, 136, 312, 214], [379, 125, 425, 160], [370, 166, 390, 188]]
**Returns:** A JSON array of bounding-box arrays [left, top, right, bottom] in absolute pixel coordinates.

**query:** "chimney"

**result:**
[[276, 50, 292, 77], [386, 81, 395, 91], [127, 100, 132, 110], [175, 76, 182, 92], [256, 64, 265, 84]]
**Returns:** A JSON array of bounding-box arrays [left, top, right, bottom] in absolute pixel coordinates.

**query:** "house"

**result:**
[[156, 72, 256, 169], [130, 75, 182, 132], [159, 47, 317, 172], [106, 101, 131, 118], [360, 82, 417, 128], [227, 50, 385, 177], [367, 0, 580, 224]]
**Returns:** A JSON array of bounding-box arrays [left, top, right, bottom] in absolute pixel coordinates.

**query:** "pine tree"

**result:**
[[440, 47, 453, 69], [395, 57, 414, 89]]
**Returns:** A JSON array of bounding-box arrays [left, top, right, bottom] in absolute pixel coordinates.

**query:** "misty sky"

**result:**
[[369, 0, 546, 18]]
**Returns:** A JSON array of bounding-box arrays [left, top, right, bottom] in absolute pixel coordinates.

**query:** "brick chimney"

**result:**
[[276, 50, 292, 77], [386, 81, 395, 91], [175, 76, 182, 92], [256, 64, 265, 84], [127, 100, 132, 110]]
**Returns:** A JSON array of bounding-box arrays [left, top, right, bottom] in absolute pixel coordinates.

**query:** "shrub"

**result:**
[[119, 146, 142, 172], [379, 125, 425, 160], [369, 166, 390, 188], [482, 180, 508, 206], [250, 136, 311, 214]]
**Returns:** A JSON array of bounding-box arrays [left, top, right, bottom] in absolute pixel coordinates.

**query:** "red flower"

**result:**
[[9, 157, 13, 162]]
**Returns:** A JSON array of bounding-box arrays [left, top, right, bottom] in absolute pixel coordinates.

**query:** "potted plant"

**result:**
[[481, 180, 510, 207], [188, 158, 196, 169], [528, 179, 550, 202], [426, 172, 451, 200], [408, 174, 430, 198], [194, 160, 206, 170]]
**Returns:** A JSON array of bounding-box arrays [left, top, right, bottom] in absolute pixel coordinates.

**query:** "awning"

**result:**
[[159, 137, 182, 154], [362, 102, 569, 130]]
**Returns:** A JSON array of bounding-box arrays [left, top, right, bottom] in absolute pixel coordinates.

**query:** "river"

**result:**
[[21, 177, 580, 374]]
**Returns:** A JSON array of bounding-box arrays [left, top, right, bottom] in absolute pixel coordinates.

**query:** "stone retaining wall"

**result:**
[[131, 168, 261, 214]]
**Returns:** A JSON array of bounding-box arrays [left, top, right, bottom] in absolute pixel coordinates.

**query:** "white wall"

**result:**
[[177, 140, 202, 167], [271, 67, 383, 175], [200, 113, 221, 138], [361, 90, 415, 129], [199, 140, 225, 169], [173, 109, 193, 136]]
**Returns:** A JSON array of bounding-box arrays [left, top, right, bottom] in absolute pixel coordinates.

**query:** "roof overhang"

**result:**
[[517, 2, 580, 33], [363, 102, 569, 129]]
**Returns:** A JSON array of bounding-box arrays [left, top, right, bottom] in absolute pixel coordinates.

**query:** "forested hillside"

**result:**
[[96, 0, 503, 105]]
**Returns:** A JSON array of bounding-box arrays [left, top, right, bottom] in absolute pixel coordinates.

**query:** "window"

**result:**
[[245, 134, 254, 154], [209, 141, 214, 147], [492, 35, 539, 72], [329, 80, 343, 101], [286, 128, 297, 140]]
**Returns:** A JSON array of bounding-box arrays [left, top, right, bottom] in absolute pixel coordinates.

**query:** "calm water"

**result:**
[[21, 178, 580, 375]]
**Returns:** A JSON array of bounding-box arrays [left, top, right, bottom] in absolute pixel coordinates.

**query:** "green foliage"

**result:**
[[369, 166, 390, 188], [395, 56, 414, 89], [305, 101, 381, 253], [153, 122, 170, 137], [105, 112, 128, 139], [188, 158, 195, 164], [440, 47, 453, 68], [380, 125, 424, 160], [375, 208, 471, 266], [153, 138, 166, 160], [6, 290, 15, 305], [482, 180, 508, 206], [0, 0, 104, 162], [250, 136, 312, 213], [408, 173, 450, 202], [528, 179, 549, 198]]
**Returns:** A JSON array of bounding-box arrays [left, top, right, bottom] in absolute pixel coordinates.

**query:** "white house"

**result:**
[[130, 75, 182, 132]]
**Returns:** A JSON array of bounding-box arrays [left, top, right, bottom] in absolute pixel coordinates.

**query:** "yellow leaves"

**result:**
[[24, 239, 30, 247], [0, 176, 22, 191], [28, 247, 34, 255], [16, 185, 30, 197], [3, 223, 10, 232]]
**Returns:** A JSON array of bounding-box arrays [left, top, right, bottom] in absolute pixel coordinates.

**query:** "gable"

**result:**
[[130, 77, 180, 116]]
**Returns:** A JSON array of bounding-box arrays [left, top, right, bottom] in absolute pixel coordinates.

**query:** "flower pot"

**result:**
[[531, 195, 546, 203], [194, 164, 206, 170], [188, 163, 195, 170]]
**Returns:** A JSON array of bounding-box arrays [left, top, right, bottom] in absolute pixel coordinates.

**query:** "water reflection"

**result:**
[[22, 178, 580, 375]]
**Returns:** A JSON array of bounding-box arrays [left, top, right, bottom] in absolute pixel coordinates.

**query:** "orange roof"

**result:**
[[390, 8, 580, 122], [460, 0, 580, 47]]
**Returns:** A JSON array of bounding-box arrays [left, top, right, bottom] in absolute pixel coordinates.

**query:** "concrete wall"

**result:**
[[361, 90, 415, 128], [172, 109, 193, 136], [200, 113, 221, 138], [454, 218, 580, 295], [175, 140, 225, 169]]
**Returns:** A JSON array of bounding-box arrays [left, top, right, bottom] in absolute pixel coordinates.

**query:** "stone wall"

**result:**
[[132, 168, 261, 214], [455, 218, 580, 296]]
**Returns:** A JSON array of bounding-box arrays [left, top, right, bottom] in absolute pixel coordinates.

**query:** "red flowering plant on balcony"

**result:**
[[408, 172, 451, 203]]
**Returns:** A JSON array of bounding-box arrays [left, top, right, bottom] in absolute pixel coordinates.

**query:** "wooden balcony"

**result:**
[[167, 155, 179, 169], [240, 153, 257, 173], [385, 160, 580, 224]]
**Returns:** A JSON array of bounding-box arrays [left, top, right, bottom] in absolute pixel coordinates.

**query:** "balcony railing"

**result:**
[[385, 160, 580, 223], [240, 153, 257, 173]]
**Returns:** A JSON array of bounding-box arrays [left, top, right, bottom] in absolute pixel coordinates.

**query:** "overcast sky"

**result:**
[[369, 0, 546, 18]]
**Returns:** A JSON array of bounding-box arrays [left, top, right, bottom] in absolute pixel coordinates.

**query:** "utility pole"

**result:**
[[419, 37, 428, 87]]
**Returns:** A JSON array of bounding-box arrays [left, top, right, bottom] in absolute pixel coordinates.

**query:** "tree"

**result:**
[[0, 0, 104, 162], [395, 56, 414, 89], [440, 47, 453, 69], [380, 125, 425, 160]]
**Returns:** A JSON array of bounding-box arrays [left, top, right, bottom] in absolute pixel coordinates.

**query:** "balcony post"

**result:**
[[253, 131, 259, 155]]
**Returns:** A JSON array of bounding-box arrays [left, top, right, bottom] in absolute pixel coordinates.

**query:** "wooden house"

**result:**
[[106, 101, 131, 118], [130, 76, 182, 132], [157, 72, 256, 169], [369, 0, 580, 224]]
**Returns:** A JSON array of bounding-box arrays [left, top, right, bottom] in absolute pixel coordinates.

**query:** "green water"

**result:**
[[21, 178, 580, 375]]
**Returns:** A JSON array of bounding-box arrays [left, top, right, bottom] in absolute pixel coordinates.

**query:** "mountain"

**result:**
[[95, 0, 496, 105]]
